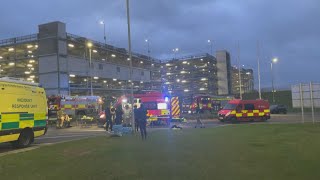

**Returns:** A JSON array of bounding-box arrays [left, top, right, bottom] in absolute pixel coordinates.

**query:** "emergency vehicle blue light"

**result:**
[[165, 97, 169, 102]]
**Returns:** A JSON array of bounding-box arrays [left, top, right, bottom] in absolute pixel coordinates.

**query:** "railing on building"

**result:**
[[164, 53, 216, 62], [66, 33, 161, 63], [0, 34, 38, 47]]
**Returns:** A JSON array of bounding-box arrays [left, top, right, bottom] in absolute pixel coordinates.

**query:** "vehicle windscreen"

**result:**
[[223, 103, 237, 110]]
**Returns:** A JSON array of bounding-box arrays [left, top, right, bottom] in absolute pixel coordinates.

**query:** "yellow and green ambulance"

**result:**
[[0, 77, 48, 148]]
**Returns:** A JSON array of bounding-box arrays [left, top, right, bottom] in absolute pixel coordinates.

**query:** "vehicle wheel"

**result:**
[[262, 116, 268, 122], [12, 129, 34, 148], [231, 117, 238, 124]]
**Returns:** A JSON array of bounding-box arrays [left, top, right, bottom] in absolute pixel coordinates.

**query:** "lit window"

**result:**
[[181, 80, 187, 83], [92, 50, 98, 53], [9, 62, 15, 66], [29, 60, 35, 63], [0, 56, 3, 59], [30, 75, 35, 78], [140, 81, 143, 84], [103, 80, 107, 83], [111, 54, 116, 57], [127, 58, 130, 61], [35, 45, 38, 48], [8, 48, 14, 52], [113, 79, 117, 81], [27, 45, 33, 49], [69, 74, 76, 77], [94, 77, 99, 79], [102, 59, 106, 61], [28, 51, 32, 54], [182, 61, 187, 64], [140, 61, 144, 64], [24, 71, 31, 74], [27, 64, 33, 67], [184, 89, 189, 92], [68, 44, 74, 48], [166, 63, 171, 66]]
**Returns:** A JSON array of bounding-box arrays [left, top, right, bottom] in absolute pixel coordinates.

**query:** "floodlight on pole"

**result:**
[[271, 57, 279, 103]]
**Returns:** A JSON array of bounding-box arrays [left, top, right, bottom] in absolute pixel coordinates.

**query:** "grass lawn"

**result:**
[[1, 124, 320, 180]]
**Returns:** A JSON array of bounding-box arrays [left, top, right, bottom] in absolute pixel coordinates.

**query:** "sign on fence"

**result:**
[[292, 83, 320, 108]]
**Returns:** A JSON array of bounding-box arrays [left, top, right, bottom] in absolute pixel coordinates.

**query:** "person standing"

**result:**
[[115, 105, 123, 125], [105, 106, 112, 132], [138, 104, 148, 140], [123, 104, 132, 127], [133, 105, 139, 132], [110, 107, 116, 131]]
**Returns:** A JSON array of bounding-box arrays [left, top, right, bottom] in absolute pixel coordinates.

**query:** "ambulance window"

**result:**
[[244, 104, 255, 110]]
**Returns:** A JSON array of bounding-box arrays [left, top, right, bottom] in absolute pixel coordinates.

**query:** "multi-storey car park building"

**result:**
[[0, 21, 162, 96], [161, 51, 232, 98], [231, 66, 254, 96], [0, 21, 253, 98]]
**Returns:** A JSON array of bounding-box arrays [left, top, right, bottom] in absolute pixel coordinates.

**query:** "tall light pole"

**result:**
[[237, 42, 242, 99], [271, 58, 278, 103], [172, 48, 179, 59], [145, 39, 150, 61], [99, 20, 107, 45], [257, 41, 262, 99], [87, 42, 93, 96], [207, 39, 213, 56], [126, 0, 135, 131]]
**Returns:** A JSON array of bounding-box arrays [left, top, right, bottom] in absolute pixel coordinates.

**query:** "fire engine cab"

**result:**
[[115, 92, 183, 125], [218, 99, 270, 123]]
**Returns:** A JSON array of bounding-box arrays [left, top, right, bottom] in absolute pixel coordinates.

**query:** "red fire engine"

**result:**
[[113, 91, 183, 125], [189, 95, 233, 113]]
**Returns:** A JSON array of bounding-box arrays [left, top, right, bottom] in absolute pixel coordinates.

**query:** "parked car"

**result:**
[[270, 105, 287, 114]]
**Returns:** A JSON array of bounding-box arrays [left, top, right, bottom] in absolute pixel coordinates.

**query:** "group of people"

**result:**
[[105, 104, 147, 140]]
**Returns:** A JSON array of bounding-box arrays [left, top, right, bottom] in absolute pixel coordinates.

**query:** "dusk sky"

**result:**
[[1, 0, 319, 89]]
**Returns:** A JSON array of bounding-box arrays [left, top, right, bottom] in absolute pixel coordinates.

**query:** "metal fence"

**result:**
[[292, 82, 320, 123]]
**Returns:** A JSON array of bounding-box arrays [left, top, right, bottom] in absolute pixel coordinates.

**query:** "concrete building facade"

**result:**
[[231, 66, 254, 96], [0, 21, 161, 96]]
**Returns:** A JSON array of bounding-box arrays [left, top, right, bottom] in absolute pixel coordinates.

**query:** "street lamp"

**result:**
[[271, 58, 278, 103], [99, 20, 107, 45], [145, 39, 150, 61], [126, 0, 135, 132], [87, 42, 93, 96], [207, 39, 213, 56], [173, 48, 179, 59]]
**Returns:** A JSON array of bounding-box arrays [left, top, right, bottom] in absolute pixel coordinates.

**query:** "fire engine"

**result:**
[[47, 95, 103, 119], [114, 91, 183, 125], [188, 95, 233, 113]]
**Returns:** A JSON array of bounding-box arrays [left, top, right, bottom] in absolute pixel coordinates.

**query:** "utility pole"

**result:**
[[257, 41, 262, 99], [126, 0, 135, 132], [237, 42, 242, 99]]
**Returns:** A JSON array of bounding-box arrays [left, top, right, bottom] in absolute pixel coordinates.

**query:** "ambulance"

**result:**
[[0, 77, 48, 148], [218, 99, 270, 123]]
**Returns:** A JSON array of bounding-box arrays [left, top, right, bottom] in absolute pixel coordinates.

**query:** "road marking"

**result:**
[[0, 146, 40, 157], [38, 134, 102, 140]]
